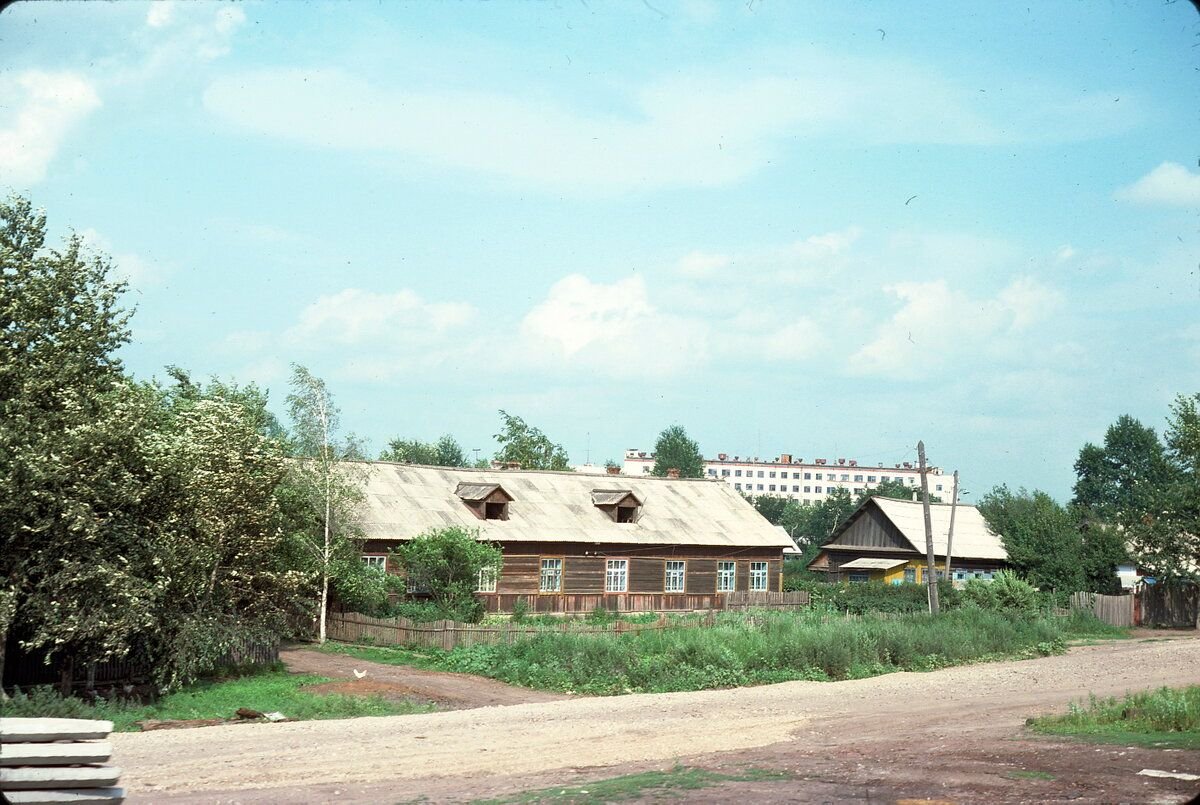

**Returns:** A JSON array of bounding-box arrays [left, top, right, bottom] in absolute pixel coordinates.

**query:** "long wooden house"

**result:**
[[806, 496, 1008, 585], [355, 462, 794, 613]]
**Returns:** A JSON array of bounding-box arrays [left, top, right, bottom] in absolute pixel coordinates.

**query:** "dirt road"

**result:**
[[282, 645, 567, 709], [115, 636, 1200, 803]]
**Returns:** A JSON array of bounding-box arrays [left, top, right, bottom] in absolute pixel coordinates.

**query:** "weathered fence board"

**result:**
[[1070, 591, 1134, 628], [725, 591, 809, 610]]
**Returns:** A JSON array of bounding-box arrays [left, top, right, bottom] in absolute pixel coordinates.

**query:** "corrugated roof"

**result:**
[[455, 482, 505, 502], [591, 489, 641, 506], [853, 497, 1007, 561], [355, 462, 793, 548]]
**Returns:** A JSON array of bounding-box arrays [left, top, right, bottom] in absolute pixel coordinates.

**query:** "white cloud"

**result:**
[[673, 227, 862, 285], [146, 3, 175, 28], [848, 277, 1062, 379], [284, 288, 476, 348], [201, 51, 1134, 193], [1116, 162, 1200, 207], [77, 228, 161, 288], [0, 71, 101, 185], [518, 274, 709, 376], [1054, 245, 1076, 263]]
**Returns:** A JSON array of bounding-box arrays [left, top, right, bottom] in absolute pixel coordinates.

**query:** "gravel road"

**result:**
[[114, 636, 1200, 803]]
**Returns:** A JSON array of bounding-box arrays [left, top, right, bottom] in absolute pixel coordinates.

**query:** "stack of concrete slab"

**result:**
[[0, 718, 124, 804]]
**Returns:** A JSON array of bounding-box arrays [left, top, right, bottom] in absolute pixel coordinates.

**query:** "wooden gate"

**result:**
[[1137, 583, 1199, 629]]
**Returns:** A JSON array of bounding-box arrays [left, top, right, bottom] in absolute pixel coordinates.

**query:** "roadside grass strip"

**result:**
[[472, 766, 792, 804], [4, 670, 435, 731], [327, 608, 1119, 695], [1029, 686, 1200, 750]]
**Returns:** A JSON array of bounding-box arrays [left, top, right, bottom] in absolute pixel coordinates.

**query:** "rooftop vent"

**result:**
[[455, 482, 513, 521], [592, 489, 643, 523]]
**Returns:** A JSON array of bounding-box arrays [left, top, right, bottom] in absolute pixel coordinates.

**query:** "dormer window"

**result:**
[[456, 482, 513, 521], [592, 489, 643, 524]]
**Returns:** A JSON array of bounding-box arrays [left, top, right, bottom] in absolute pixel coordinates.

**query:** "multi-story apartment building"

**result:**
[[622, 449, 955, 504]]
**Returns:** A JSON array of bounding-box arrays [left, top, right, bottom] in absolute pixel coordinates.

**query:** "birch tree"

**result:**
[[285, 365, 366, 643]]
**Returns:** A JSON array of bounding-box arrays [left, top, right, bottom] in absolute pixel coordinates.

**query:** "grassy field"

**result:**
[[326, 608, 1124, 696], [4, 669, 435, 732], [1029, 685, 1200, 749]]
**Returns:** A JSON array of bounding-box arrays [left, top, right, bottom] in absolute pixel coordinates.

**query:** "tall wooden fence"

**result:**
[[1138, 584, 1199, 629], [1070, 591, 1134, 628]]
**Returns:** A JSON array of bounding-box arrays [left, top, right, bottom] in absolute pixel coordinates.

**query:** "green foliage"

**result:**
[[650, 425, 704, 478], [379, 434, 469, 467], [1030, 686, 1200, 749], [392, 526, 501, 623], [794, 580, 960, 615], [493, 410, 570, 470], [510, 596, 530, 623], [978, 485, 1122, 601], [958, 571, 1041, 617], [433, 608, 1067, 694]]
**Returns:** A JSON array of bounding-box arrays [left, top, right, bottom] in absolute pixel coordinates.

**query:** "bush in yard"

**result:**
[[960, 571, 1042, 617], [391, 526, 501, 623], [806, 580, 960, 615]]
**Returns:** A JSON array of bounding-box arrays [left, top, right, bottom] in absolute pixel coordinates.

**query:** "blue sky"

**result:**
[[2, 1, 1197, 501]]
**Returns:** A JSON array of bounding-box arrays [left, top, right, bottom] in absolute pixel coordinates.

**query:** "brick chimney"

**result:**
[[666, 468, 680, 479]]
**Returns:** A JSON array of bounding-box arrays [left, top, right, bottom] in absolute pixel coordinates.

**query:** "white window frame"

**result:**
[[477, 565, 498, 593], [717, 561, 736, 592], [664, 560, 686, 593], [749, 561, 769, 591], [362, 554, 387, 571], [539, 558, 563, 593], [605, 559, 628, 593]]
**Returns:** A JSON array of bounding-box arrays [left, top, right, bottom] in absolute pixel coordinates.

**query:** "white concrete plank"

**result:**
[[1, 766, 121, 790], [0, 742, 112, 767], [0, 718, 113, 743]]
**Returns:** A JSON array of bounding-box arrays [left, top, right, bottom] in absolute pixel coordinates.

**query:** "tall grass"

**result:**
[[438, 608, 1068, 694], [1030, 686, 1200, 749]]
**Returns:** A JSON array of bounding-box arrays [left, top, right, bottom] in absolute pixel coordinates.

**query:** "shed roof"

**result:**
[[829, 496, 1007, 561], [355, 462, 793, 548], [839, 557, 908, 570]]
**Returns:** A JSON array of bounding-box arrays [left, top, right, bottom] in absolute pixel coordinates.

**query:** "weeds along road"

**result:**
[[115, 636, 1200, 803]]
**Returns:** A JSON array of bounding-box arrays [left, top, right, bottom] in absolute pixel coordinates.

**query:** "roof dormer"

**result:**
[[456, 482, 513, 521], [592, 489, 643, 524]]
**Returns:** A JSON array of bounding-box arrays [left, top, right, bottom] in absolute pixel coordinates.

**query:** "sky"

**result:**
[[2, 1, 1198, 502]]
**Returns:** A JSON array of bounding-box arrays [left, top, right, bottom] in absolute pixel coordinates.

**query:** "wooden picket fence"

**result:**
[[1070, 591, 1135, 628], [725, 591, 810, 610]]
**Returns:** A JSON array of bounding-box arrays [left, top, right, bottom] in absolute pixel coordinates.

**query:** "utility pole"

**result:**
[[917, 441, 940, 615], [944, 469, 960, 581]]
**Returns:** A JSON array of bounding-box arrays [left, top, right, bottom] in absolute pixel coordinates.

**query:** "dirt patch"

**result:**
[[114, 634, 1200, 804], [280, 644, 568, 709], [302, 678, 439, 706]]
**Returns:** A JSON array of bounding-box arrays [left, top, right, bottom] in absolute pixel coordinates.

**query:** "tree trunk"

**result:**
[[0, 586, 17, 700], [59, 655, 74, 697], [318, 572, 328, 644]]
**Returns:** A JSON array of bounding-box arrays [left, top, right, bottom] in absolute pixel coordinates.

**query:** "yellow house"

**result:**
[[807, 496, 1008, 585]]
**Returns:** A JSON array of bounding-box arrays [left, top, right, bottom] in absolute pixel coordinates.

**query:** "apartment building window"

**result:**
[[749, 561, 769, 591], [721, 469, 730, 476], [840, 474, 849, 481], [793, 472, 801, 479], [756, 484, 763, 491], [717, 561, 736, 592], [605, 559, 628, 593], [539, 558, 563, 592], [768, 484, 776, 492], [804, 485, 811, 493], [880, 475, 888, 482], [642, 466, 650, 474], [815, 473, 823, 480], [707, 468, 717, 477], [664, 560, 686, 593], [734, 483, 742, 490], [757, 471, 764, 478], [477, 566, 498, 593], [735, 469, 742, 477], [804, 472, 812, 480], [767, 471, 774, 478], [936, 484, 943, 491], [792, 485, 800, 492], [854, 474, 863, 482], [814, 486, 822, 493], [867, 475, 876, 482]]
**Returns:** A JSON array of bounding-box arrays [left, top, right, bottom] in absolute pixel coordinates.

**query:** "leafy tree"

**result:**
[[1072, 415, 1176, 526], [650, 425, 704, 478], [0, 196, 145, 690], [493, 410, 570, 470], [978, 485, 1122, 601], [285, 365, 367, 643], [748, 494, 790, 526], [392, 527, 501, 623], [380, 434, 469, 467]]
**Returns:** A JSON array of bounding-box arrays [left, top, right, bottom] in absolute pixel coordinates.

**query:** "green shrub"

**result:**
[[510, 596, 530, 623], [798, 579, 959, 615], [1031, 686, 1200, 748], [4, 686, 115, 720], [435, 608, 1066, 695], [391, 526, 500, 624]]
